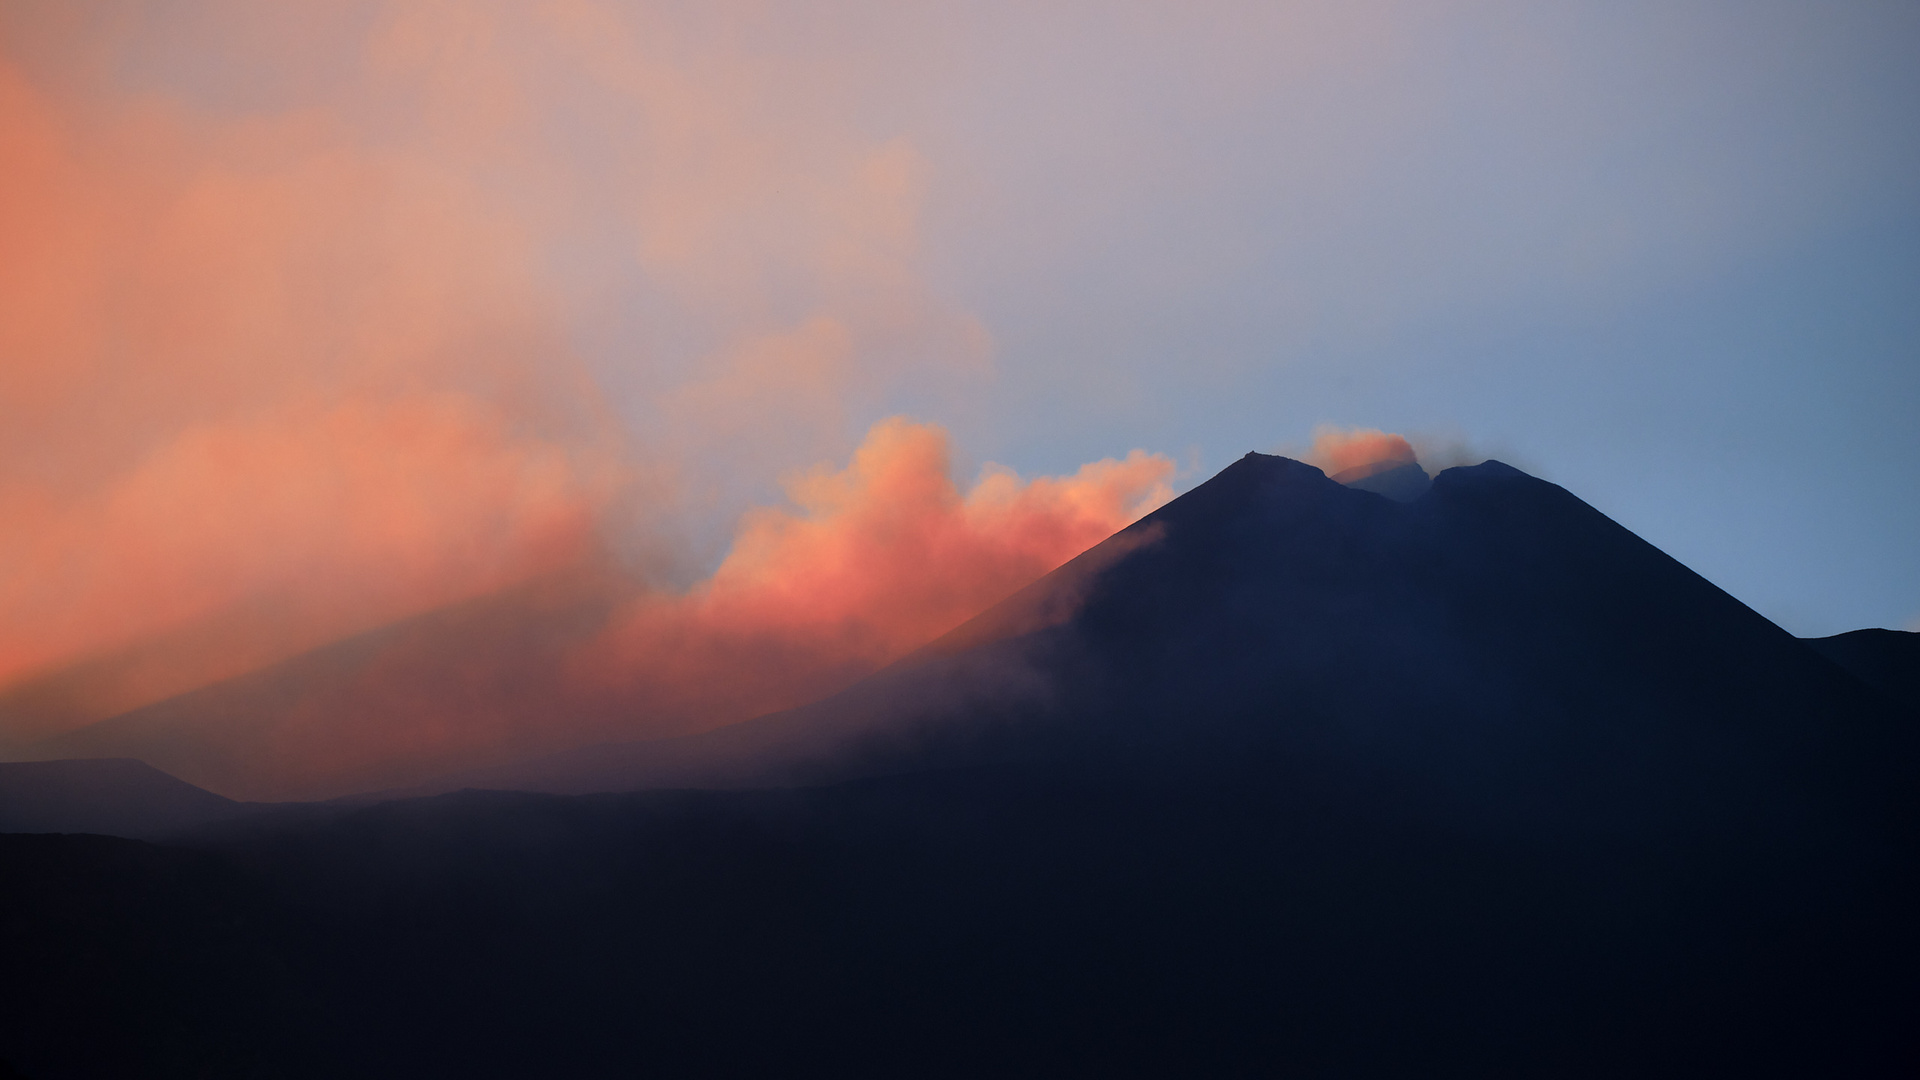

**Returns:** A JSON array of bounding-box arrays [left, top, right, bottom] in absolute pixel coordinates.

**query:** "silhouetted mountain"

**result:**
[[1806, 628, 1920, 711], [1, 455, 1913, 1077], [0, 759, 250, 839], [436, 455, 1906, 821]]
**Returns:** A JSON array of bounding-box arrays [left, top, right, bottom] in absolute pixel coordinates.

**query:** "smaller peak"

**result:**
[[1433, 459, 1531, 484], [1461, 459, 1527, 478]]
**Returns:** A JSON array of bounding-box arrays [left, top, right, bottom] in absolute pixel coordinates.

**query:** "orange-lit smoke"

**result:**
[[0, 0, 979, 749], [1305, 426, 1419, 477], [0, 396, 612, 734], [0, 2, 1174, 797], [577, 419, 1174, 727], [0, 37, 622, 735], [41, 420, 1172, 800]]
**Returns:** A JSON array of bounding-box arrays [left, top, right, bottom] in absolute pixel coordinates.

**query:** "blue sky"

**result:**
[[887, 0, 1920, 634]]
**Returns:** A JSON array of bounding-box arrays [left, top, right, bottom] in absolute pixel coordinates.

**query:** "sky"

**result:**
[[1, 1, 1915, 796]]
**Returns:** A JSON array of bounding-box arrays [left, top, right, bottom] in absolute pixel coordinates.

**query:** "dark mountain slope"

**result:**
[[0, 832, 322, 1078], [442, 455, 1905, 840], [1806, 628, 1920, 711], [1043, 455, 1907, 832], [0, 759, 250, 839]]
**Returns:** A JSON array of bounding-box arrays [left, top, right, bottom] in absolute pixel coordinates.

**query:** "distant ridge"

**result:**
[[0, 759, 248, 838], [1806, 628, 1920, 710]]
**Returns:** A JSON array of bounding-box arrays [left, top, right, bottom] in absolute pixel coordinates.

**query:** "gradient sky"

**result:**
[[919, 0, 1920, 639], [2, 1, 1916, 792]]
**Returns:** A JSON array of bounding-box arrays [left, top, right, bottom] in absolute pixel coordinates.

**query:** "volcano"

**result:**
[[1, 454, 1914, 1078], [428, 453, 1911, 819]]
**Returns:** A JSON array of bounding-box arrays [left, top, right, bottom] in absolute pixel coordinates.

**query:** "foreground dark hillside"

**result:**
[[3, 759, 1913, 1079], [2, 455, 1914, 1077], [1807, 628, 1920, 710]]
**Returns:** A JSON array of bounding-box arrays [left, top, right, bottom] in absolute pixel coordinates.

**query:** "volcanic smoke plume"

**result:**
[[0, 2, 995, 759], [0, 4, 1413, 799], [8, 402, 1170, 800]]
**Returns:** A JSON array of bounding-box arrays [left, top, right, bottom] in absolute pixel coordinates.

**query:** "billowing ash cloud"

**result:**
[[0, 1, 988, 750], [7, 4, 1446, 799], [32, 419, 1170, 800], [0, 37, 620, 737], [588, 418, 1171, 687]]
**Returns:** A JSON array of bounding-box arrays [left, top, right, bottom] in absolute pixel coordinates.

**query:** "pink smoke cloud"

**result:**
[[1, 3, 1166, 800], [0, 1, 980, 743], [0, 44, 625, 736], [39, 419, 1171, 800], [1305, 426, 1419, 477], [575, 418, 1174, 724]]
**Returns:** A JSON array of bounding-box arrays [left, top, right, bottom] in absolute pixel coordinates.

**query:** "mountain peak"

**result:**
[[1233, 450, 1330, 478], [1434, 458, 1528, 484]]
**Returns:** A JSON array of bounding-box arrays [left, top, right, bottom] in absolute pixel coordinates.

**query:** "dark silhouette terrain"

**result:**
[[417, 454, 1912, 809], [0, 759, 248, 839], [1, 455, 1913, 1077], [1807, 627, 1920, 711]]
